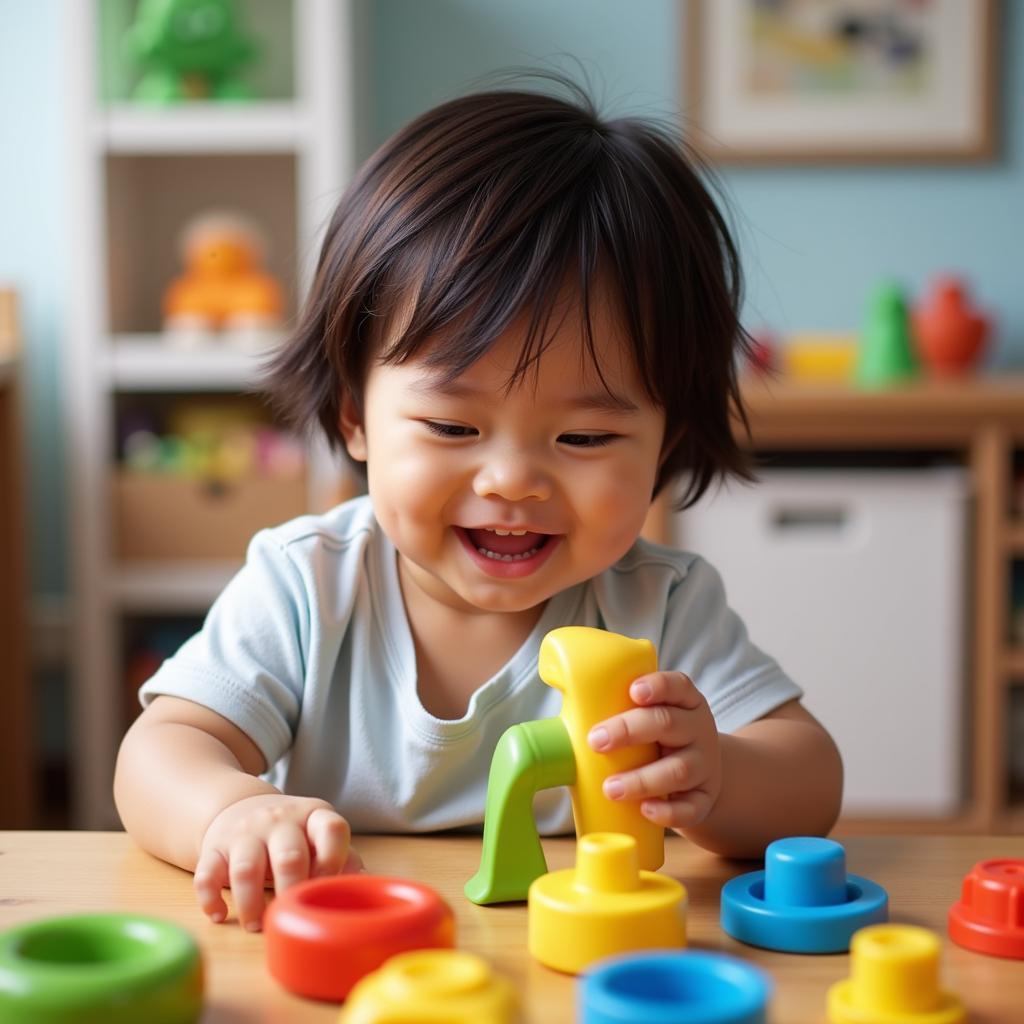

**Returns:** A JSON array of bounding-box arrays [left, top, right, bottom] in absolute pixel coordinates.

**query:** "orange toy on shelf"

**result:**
[[912, 276, 990, 376], [162, 211, 284, 340]]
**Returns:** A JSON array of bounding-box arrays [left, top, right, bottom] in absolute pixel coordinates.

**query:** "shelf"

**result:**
[[1005, 520, 1024, 553], [108, 561, 241, 611], [107, 334, 281, 391], [1005, 649, 1024, 680], [98, 103, 310, 154]]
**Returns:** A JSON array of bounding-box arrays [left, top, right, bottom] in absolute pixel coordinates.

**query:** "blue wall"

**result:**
[[2, 0, 1023, 597], [0, 1, 68, 596]]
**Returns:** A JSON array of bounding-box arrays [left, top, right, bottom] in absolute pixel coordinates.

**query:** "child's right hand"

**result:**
[[194, 793, 362, 931]]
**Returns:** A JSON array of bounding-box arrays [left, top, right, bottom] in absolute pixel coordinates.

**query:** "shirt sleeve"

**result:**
[[660, 555, 803, 734], [137, 528, 310, 767]]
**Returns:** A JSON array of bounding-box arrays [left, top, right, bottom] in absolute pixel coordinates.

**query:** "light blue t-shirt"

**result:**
[[139, 495, 801, 834]]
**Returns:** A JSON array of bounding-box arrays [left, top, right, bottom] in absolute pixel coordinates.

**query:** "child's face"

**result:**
[[341, 290, 667, 616]]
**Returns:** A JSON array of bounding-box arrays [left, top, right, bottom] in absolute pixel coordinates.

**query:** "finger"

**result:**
[[307, 808, 352, 877], [267, 821, 311, 895], [194, 847, 230, 923], [604, 748, 704, 802], [342, 846, 364, 873], [630, 671, 703, 711], [228, 835, 270, 932], [589, 704, 694, 752], [640, 788, 715, 830]]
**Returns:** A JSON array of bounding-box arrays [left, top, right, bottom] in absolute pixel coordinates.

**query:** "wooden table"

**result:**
[[1, 833, 1022, 1022]]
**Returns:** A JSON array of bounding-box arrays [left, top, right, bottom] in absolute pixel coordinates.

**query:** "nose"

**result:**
[[472, 447, 552, 503]]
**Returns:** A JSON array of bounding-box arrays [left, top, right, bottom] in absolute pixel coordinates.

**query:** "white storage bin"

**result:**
[[672, 468, 969, 818]]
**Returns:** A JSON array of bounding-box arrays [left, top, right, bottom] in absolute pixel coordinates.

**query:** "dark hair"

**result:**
[[265, 74, 753, 508]]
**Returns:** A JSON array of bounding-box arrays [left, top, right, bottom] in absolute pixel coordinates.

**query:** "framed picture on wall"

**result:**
[[685, 0, 998, 163]]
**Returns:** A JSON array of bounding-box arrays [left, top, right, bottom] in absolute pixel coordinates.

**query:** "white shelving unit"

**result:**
[[65, 0, 361, 827]]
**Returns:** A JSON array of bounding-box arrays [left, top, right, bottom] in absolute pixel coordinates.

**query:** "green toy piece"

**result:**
[[856, 280, 918, 389], [0, 912, 203, 1023], [124, 0, 257, 103], [464, 717, 576, 905]]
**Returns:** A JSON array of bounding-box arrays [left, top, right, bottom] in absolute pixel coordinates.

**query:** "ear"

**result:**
[[339, 391, 368, 463]]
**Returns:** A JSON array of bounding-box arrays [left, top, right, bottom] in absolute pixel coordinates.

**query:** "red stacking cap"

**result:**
[[264, 875, 455, 1001], [948, 858, 1024, 959]]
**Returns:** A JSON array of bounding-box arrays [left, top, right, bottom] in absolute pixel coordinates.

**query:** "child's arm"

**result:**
[[588, 673, 842, 858], [114, 695, 359, 930]]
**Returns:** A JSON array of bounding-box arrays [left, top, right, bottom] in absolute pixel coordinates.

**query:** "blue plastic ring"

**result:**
[[720, 870, 888, 954], [580, 950, 770, 1024]]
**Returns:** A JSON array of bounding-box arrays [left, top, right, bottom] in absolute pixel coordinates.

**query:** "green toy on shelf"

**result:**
[[124, 0, 257, 103], [856, 280, 918, 390]]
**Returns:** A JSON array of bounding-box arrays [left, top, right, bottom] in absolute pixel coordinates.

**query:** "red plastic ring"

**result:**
[[948, 858, 1024, 959], [264, 875, 455, 1001]]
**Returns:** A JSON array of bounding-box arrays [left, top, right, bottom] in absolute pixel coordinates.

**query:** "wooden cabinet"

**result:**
[[652, 374, 1024, 833], [750, 376, 1024, 833]]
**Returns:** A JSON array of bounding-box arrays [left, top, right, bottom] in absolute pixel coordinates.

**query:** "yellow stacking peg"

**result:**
[[828, 925, 965, 1024], [528, 832, 686, 975], [540, 627, 664, 871], [339, 950, 519, 1024]]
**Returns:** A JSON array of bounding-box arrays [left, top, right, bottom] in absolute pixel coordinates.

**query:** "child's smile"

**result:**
[[454, 526, 562, 578]]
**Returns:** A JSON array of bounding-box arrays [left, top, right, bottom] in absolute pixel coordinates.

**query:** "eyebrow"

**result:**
[[408, 377, 640, 414]]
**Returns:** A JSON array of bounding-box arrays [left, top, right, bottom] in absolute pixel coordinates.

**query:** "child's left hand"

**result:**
[[587, 672, 721, 832]]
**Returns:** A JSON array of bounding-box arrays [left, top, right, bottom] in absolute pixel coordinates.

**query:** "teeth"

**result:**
[[488, 528, 527, 536], [476, 546, 541, 561]]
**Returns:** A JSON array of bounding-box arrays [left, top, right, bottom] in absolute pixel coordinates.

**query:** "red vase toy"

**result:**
[[912, 276, 990, 376]]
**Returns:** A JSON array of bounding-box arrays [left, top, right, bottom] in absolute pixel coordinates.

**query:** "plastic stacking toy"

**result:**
[[0, 913, 203, 1023], [857, 280, 918, 389], [828, 925, 965, 1024], [529, 832, 686, 974], [340, 949, 519, 1023], [948, 857, 1024, 959], [720, 837, 888, 953], [912, 275, 990, 376], [580, 950, 771, 1024], [264, 875, 454, 1001], [466, 627, 664, 905]]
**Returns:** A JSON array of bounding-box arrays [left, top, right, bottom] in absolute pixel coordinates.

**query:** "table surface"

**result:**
[[1, 832, 1022, 1022]]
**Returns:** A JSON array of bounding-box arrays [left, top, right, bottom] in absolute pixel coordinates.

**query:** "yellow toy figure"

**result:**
[[162, 211, 284, 343], [465, 627, 666, 905]]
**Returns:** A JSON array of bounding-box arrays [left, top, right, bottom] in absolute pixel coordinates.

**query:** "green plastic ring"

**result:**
[[0, 913, 203, 1024]]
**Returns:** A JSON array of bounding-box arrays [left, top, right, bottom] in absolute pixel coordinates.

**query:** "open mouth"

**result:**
[[464, 527, 552, 562], [454, 526, 561, 578]]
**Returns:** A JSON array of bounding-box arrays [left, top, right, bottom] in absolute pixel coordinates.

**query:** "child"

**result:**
[[114, 78, 843, 932]]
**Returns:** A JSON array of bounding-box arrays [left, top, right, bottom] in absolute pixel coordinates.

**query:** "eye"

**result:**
[[423, 421, 478, 439], [558, 433, 618, 448]]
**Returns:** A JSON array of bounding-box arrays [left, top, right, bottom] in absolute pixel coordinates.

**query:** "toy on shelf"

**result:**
[[745, 329, 777, 376], [580, 950, 771, 1024], [912, 276, 991, 376], [783, 332, 859, 383], [465, 627, 664, 905], [263, 875, 454, 1002], [856, 281, 918, 390], [124, 0, 257, 103], [528, 832, 686, 975], [948, 857, 1024, 959], [340, 950, 519, 1024], [0, 913, 203, 1023], [827, 924, 965, 1024], [120, 402, 304, 485], [162, 211, 284, 346], [720, 837, 888, 954]]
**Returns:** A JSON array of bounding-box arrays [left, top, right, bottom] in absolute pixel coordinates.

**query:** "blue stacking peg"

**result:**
[[720, 837, 888, 954]]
